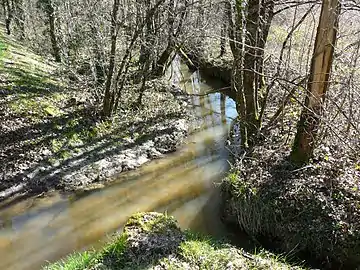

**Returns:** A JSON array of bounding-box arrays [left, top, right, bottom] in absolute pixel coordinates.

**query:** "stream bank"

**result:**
[[221, 130, 360, 269], [46, 212, 305, 270], [0, 30, 192, 203], [182, 48, 360, 269], [182, 49, 234, 98], [2, 27, 359, 270]]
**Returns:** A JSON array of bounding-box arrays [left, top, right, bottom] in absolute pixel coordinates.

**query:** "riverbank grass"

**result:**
[[45, 212, 306, 270]]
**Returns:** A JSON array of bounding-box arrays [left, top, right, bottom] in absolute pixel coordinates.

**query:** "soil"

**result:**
[[0, 31, 193, 204]]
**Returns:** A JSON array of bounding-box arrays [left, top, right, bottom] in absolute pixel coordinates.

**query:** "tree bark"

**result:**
[[102, 0, 120, 117], [231, 0, 274, 148], [13, 0, 25, 39], [41, 0, 61, 62], [3, 0, 12, 35], [291, 0, 340, 165], [219, 4, 227, 57], [153, 0, 187, 76]]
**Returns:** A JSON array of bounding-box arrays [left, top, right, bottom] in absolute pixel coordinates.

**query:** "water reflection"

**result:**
[[0, 61, 239, 270]]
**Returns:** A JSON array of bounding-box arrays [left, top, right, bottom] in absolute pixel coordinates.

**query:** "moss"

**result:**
[[59, 150, 72, 160], [125, 212, 178, 233], [46, 212, 305, 270], [9, 95, 64, 121], [268, 26, 289, 43], [51, 139, 66, 153]]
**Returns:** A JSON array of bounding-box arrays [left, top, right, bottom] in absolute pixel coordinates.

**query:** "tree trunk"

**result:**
[[231, 0, 274, 148], [220, 21, 226, 57], [102, 0, 120, 117], [153, 0, 187, 76], [13, 0, 25, 39], [3, 0, 12, 35], [41, 0, 61, 62], [291, 0, 340, 165], [219, 2, 228, 57], [138, 0, 152, 66]]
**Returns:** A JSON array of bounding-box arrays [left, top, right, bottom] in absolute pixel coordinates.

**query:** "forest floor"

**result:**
[[46, 212, 305, 270], [0, 27, 191, 205]]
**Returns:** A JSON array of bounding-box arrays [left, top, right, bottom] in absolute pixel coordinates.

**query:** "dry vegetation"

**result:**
[[1, 0, 360, 269], [220, 2, 360, 269]]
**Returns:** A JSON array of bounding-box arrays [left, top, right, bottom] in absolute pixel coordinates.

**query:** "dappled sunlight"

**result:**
[[0, 62, 238, 270]]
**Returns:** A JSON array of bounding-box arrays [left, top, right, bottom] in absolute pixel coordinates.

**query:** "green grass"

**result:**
[[44, 251, 97, 270], [0, 40, 8, 58], [45, 213, 306, 270], [173, 232, 304, 270], [0, 26, 64, 122], [45, 234, 128, 270]]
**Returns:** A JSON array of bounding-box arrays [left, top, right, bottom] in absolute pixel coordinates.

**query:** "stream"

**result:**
[[0, 60, 246, 270]]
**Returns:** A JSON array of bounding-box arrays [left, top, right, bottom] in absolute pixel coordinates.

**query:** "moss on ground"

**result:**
[[45, 212, 306, 270]]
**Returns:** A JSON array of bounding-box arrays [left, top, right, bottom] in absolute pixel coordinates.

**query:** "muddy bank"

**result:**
[[46, 212, 305, 270], [0, 79, 191, 201], [0, 31, 192, 203]]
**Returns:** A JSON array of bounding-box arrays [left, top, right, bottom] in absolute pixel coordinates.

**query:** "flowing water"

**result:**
[[0, 61, 243, 270]]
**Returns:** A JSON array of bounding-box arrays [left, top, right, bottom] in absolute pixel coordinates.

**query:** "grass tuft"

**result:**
[[44, 251, 97, 270], [45, 212, 306, 270]]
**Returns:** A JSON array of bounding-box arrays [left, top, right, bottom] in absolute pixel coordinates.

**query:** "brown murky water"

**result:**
[[0, 60, 240, 270]]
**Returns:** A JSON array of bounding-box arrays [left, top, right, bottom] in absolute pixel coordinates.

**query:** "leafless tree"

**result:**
[[291, 0, 341, 164], [230, 0, 275, 148]]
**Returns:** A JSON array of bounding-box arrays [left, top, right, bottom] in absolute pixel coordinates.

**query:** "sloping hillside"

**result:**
[[0, 25, 189, 203]]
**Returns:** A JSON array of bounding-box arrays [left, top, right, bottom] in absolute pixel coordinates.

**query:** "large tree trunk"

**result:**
[[138, 0, 153, 66], [231, 0, 274, 148], [219, 18, 227, 57], [291, 0, 340, 165]]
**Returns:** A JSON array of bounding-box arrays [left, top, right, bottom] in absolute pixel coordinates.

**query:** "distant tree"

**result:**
[[291, 0, 341, 165], [2, 0, 13, 35], [37, 0, 61, 62], [13, 0, 25, 39], [102, 0, 167, 117], [153, 0, 188, 76]]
